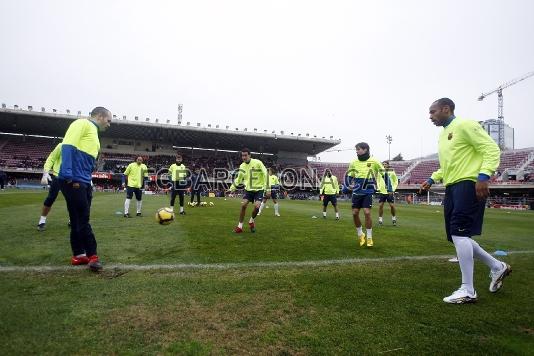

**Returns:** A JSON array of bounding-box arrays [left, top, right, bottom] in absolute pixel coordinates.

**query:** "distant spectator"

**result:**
[[0, 169, 6, 190]]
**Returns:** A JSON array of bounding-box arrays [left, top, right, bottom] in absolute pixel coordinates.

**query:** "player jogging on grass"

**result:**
[[346, 142, 385, 247], [228, 148, 269, 233], [257, 167, 281, 217], [378, 160, 398, 226], [421, 97, 511, 304]]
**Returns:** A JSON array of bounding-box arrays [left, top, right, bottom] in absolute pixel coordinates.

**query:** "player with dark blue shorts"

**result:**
[[320, 169, 340, 220], [37, 143, 63, 231], [378, 161, 398, 226], [258, 167, 281, 217], [228, 148, 269, 233], [169, 154, 188, 215], [122, 156, 149, 217], [189, 166, 203, 206], [421, 98, 511, 304], [346, 142, 385, 247]]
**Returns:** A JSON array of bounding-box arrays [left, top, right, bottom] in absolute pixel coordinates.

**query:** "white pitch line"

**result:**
[[1, 250, 533, 273]]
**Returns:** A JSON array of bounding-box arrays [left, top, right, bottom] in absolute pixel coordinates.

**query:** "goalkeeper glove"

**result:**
[[41, 172, 51, 185]]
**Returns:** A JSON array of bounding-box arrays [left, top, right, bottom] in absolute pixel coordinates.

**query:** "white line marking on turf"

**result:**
[[1, 251, 533, 273]]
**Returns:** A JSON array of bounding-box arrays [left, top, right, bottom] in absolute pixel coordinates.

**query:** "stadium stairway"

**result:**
[[0, 138, 8, 152], [518, 151, 534, 171], [400, 159, 421, 184]]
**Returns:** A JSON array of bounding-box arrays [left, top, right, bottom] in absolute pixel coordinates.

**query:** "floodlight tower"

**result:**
[[386, 134, 392, 160], [177, 104, 183, 125]]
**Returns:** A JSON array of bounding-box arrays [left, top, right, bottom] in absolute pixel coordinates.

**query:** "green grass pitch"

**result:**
[[1, 190, 533, 354]]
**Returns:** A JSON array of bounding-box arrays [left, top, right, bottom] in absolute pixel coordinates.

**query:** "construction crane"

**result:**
[[478, 70, 534, 149]]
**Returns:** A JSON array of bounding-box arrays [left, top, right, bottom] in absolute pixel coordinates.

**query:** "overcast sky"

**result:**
[[1, 0, 533, 162]]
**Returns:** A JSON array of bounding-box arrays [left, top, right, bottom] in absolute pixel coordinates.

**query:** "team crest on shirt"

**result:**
[[367, 163, 371, 167], [448, 132, 453, 140]]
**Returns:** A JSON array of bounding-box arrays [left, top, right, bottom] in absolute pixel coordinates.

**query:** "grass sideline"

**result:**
[[1, 190, 533, 354]]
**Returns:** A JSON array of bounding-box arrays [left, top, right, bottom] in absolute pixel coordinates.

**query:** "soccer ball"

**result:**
[[155, 207, 175, 225]]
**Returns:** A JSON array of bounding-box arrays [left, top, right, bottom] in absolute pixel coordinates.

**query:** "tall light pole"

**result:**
[[386, 135, 393, 160], [177, 104, 183, 125]]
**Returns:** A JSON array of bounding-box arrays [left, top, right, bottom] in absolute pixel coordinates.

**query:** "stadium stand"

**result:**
[[2, 133, 534, 186], [0, 135, 57, 170], [403, 159, 441, 184], [1, 105, 533, 207], [496, 148, 531, 172]]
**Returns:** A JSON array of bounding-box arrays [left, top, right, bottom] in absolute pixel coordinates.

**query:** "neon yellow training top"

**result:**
[[124, 162, 149, 188], [59, 119, 100, 184], [169, 163, 187, 182], [379, 169, 398, 194], [321, 175, 339, 195], [230, 158, 269, 192], [347, 156, 385, 194], [430, 117, 500, 186], [44, 143, 62, 176], [269, 174, 280, 187]]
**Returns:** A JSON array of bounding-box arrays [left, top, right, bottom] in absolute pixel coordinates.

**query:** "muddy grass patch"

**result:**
[[105, 291, 308, 355]]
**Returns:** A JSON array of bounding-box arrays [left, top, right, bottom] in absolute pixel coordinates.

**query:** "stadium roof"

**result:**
[[0, 107, 340, 155]]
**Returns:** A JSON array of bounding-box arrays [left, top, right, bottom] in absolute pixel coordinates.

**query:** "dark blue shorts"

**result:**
[[378, 193, 394, 203], [352, 194, 373, 209], [270, 189, 279, 200], [444, 180, 486, 242], [322, 194, 337, 206], [244, 190, 264, 203], [43, 175, 61, 207], [126, 187, 142, 200]]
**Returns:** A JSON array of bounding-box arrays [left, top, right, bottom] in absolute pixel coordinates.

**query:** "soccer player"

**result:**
[[346, 142, 385, 247], [122, 156, 149, 217], [58, 107, 111, 271], [257, 167, 281, 217], [421, 98, 511, 304], [169, 154, 188, 215], [190, 166, 202, 206], [378, 161, 398, 226], [320, 169, 340, 220], [228, 148, 269, 233], [37, 143, 62, 231]]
